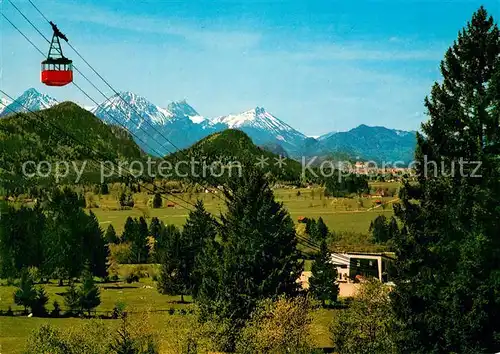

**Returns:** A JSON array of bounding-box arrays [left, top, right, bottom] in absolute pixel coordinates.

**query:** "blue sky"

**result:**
[[1, 0, 499, 135]]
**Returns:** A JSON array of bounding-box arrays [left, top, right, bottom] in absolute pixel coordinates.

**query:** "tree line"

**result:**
[[0, 187, 108, 282]]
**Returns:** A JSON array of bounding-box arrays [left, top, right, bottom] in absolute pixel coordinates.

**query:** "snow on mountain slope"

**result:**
[[3, 88, 417, 161], [0, 96, 12, 115], [92, 91, 170, 127], [0, 88, 57, 117], [214, 107, 298, 133], [212, 107, 306, 152], [91, 93, 218, 155]]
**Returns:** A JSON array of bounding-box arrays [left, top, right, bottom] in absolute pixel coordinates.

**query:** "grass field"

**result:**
[[0, 273, 334, 353], [0, 183, 399, 352], [90, 186, 397, 236]]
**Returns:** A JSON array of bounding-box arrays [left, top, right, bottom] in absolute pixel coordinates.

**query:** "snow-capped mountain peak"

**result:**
[[213, 106, 301, 134], [0, 88, 57, 117], [167, 99, 198, 117], [164, 100, 206, 124], [92, 91, 170, 126], [212, 106, 306, 148]]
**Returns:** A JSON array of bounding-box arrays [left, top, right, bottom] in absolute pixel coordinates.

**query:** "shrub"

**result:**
[[27, 266, 41, 284], [112, 301, 127, 319], [119, 191, 135, 208], [236, 296, 314, 354], [24, 321, 112, 354], [51, 300, 61, 317], [125, 272, 140, 284], [168, 308, 175, 315], [109, 243, 133, 264], [329, 280, 398, 354]]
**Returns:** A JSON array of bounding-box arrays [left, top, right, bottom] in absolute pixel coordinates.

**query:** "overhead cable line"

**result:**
[[19, 0, 231, 204], [3, 4, 326, 254], [0, 89, 198, 214]]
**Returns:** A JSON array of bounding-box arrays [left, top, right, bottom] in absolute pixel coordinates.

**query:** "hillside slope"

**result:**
[[165, 129, 303, 183], [318, 125, 417, 163], [0, 102, 145, 189]]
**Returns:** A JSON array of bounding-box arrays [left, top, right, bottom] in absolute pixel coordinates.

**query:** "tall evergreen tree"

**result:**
[[149, 217, 162, 240], [105, 224, 119, 244], [79, 268, 101, 316], [313, 217, 329, 243], [121, 217, 138, 244], [183, 200, 218, 297], [369, 215, 398, 244], [195, 166, 303, 350], [84, 211, 108, 278], [42, 188, 87, 280], [152, 193, 162, 208], [100, 183, 109, 195], [391, 7, 500, 353], [0, 204, 44, 278], [157, 224, 186, 301], [130, 217, 149, 264], [13, 269, 37, 313], [305, 218, 317, 236], [309, 240, 339, 307]]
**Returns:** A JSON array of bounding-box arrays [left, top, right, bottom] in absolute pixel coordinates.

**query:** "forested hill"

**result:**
[[165, 129, 304, 183], [1, 102, 144, 163], [0, 102, 145, 190]]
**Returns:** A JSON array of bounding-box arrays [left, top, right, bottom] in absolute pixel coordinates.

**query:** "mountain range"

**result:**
[[0, 88, 418, 163]]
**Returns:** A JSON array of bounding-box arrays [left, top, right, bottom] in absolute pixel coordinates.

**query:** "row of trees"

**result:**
[[323, 173, 370, 197], [0, 187, 108, 281], [13, 267, 101, 317]]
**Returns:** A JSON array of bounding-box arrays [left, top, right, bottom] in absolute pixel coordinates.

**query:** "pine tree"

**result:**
[[149, 217, 162, 240], [13, 269, 37, 313], [195, 166, 303, 350], [305, 218, 317, 236], [100, 183, 109, 195], [121, 217, 137, 244], [63, 282, 80, 314], [0, 205, 44, 278], [84, 211, 108, 278], [130, 217, 149, 264], [157, 225, 186, 301], [105, 224, 119, 244], [183, 200, 218, 298], [369, 215, 398, 243], [79, 268, 101, 316], [154, 224, 178, 263], [313, 217, 329, 243], [42, 188, 86, 280], [391, 7, 500, 353], [309, 240, 339, 307], [31, 287, 49, 317], [152, 193, 162, 209]]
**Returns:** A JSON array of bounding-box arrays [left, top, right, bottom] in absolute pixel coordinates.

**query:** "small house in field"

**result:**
[[330, 252, 396, 283], [297, 216, 308, 223], [166, 202, 175, 208]]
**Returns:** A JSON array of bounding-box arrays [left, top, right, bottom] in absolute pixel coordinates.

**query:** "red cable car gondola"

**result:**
[[41, 22, 72, 87]]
